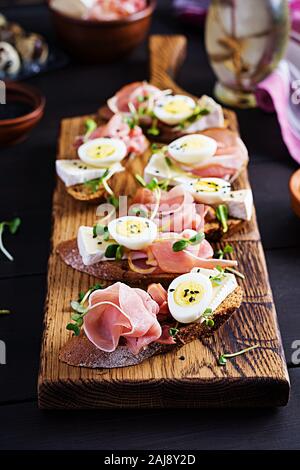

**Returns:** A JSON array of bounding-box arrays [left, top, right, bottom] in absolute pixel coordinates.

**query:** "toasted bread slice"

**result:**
[[59, 286, 243, 369], [66, 183, 106, 203]]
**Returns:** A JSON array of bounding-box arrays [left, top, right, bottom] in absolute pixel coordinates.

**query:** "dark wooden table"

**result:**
[[0, 1, 300, 450]]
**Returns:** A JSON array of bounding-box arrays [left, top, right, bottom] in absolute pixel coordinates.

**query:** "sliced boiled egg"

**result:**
[[108, 216, 158, 251], [167, 272, 213, 324], [153, 95, 196, 126], [78, 137, 127, 168], [168, 134, 217, 166], [179, 177, 231, 205]]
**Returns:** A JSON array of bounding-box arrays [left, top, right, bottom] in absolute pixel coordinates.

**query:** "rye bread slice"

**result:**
[[57, 217, 241, 288], [59, 286, 243, 369]]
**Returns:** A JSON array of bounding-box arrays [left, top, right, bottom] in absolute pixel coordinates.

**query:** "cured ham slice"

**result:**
[[131, 185, 204, 233], [107, 81, 166, 114], [77, 113, 148, 155], [182, 128, 248, 180], [84, 282, 162, 355], [149, 233, 213, 274], [147, 283, 169, 316]]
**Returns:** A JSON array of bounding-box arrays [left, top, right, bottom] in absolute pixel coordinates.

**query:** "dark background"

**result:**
[[0, 0, 300, 450]]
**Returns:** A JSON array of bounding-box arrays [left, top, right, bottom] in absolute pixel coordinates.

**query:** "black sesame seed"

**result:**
[[169, 288, 175, 292], [189, 296, 195, 303]]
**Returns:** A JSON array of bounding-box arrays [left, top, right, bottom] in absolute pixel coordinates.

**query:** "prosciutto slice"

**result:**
[[178, 128, 249, 180], [84, 282, 162, 355], [131, 185, 204, 233], [76, 113, 148, 155], [147, 283, 169, 316], [107, 81, 166, 114]]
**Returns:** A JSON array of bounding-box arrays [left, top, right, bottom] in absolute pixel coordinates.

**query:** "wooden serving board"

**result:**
[[38, 36, 290, 408]]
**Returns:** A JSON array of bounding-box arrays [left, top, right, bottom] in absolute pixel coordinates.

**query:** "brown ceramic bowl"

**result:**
[[289, 168, 300, 218], [0, 82, 45, 147], [48, 0, 156, 63]]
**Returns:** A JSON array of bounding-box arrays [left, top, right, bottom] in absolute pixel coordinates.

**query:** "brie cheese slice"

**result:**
[[223, 189, 253, 221], [56, 160, 123, 187], [191, 267, 238, 317], [78, 226, 115, 266]]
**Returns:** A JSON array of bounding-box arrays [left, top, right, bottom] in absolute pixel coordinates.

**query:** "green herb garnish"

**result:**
[[218, 345, 259, 366], [125, 115, 138, 130], [202, 308, 214, 327], [147, 118, 160, 136], [84, 118, 97, 139], [172, 232, 205, 252], [177, 107, 210, 130], [104, 244, 124, 259], [169, 327, 179, 337], [115, 245, 124, 261], [215, 244, 234, 259], [216, 204, 229, 233], [66, 284, 103, 336], [0, 217, 21, 261], [84, 169, 110, 194], [93, 223, 109, 239], [209, 266, 226, 287], [0, 310, 10, 315], [135, 175, 161, 191], [107, 195, 119, 209]]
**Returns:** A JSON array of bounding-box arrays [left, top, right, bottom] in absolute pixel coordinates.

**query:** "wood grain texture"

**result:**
[[38, 35, 290, 409]]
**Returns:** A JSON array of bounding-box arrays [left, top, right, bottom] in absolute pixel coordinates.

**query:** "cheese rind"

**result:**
[[56, 160, 123, 187], [223, 189, 253, 221]]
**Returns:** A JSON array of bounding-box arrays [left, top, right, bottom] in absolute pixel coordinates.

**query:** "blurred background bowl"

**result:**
[[48, 0, 156, 64], [0, 81, 45, 147]]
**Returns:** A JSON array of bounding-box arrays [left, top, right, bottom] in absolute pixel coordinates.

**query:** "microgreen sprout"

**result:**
[[66, 284, 102, 336], [172, 232, 205, 252], [216, 204, 229, 233], [147, 118, 160, 136], [104, 244, 124, 260], [0, 217, 21, 261], [93, 223, 110, 241], [0, 309, 10, 315], [218, 345, 259, 366], [202, 308, 214, 327], [84, 169, 110, 194], [169, 327, 179, 337], [209, 266, 226, 287], [84, 118, 97, 140], [215, 244, 234, 260]]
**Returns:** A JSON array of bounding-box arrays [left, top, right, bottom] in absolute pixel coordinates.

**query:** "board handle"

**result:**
[[149, 35, 188, 93]]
